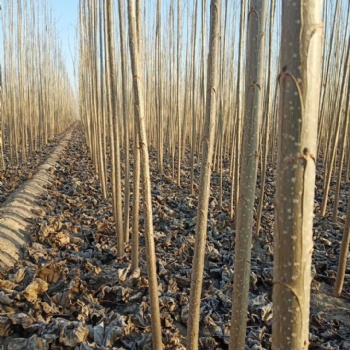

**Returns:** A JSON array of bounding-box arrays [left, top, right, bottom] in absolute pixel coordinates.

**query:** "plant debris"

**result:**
[[0, 126, 349, 349]]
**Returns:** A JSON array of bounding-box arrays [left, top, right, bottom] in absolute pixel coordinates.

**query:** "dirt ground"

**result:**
[[0, 124, 349, 349]]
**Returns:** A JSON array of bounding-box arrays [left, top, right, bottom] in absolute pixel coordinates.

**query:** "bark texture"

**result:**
[[272, 1, 323, 349], [229, 1, 265, 349], [127, 1, 163, 348], [186, 1, 220, 349]]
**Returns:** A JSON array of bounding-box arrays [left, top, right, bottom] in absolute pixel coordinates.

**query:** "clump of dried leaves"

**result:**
[[0, 133, 64, 204], [0, 127, 349, 349]]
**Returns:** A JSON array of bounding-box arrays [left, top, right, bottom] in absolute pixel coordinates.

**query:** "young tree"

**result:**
[[127, 1, 163, 348], [320, 42, 350, 217], [272, 1, 323, 349], [229, 1, 265, 348], [333, 74, 350, 222], [98, 0, 107, 199], [333, 194, 350, 296], [156, 0, 163, 174], [229, 0, 247, 218], [255, 0, 276, 236], [131, 0, 142, 274], [105, 0, 124, 258], [186, 1, 220, 348], [189, 0, 198, 194], [176, 0, 182, 186], [117, 0, 131, 243]]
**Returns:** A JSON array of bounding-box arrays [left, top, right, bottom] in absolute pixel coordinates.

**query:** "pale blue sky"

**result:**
[[0, 1, 77, 90], [1, 0, 345, 93], [52, 1, 78, 86]]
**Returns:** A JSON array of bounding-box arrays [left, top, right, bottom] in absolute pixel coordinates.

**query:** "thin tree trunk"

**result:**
[[127, 1, 163, 348], [333, 194, 350, 296], [256, 0, 276, 236], [131, 0, 142, 274], [117, 0, 131, 243], [186, 1, 220, 348], [105, 0, 124, 258], [190, 0, 199, 194], [98, 0, 107, 199], [176, 0, 182, 186], [332, 81, 350, 222], [320, 41, 350, 217], [230, 0, 247, 218], [229, 1, 265, 348], [156, 0, 163, 174]]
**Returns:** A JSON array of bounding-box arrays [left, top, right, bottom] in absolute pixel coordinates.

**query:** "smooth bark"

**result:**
[[272, 1, 323, 348], [127, 1, 163, 348], [229, 1, 265, 348], [186, 1, 220, 348]]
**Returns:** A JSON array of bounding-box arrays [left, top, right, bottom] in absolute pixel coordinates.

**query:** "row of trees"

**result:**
[[79, 0, 162, 346], [78, 0, 350, 349], [0, 0, 346, 349], [0, 0, 76, 169]]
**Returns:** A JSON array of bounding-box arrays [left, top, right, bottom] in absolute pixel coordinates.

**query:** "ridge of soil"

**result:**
[[0, 126, 75, 274]]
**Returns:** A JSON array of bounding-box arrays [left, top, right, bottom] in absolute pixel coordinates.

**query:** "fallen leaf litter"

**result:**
[[0, 125, 349, 349]]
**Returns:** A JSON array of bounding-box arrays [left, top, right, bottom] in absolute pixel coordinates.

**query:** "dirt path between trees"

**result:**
[[0, 126, 75, 275]]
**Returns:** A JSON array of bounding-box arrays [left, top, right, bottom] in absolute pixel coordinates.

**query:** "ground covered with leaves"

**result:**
[[0, 134, 64, 204], [0, 125, 349, 349]]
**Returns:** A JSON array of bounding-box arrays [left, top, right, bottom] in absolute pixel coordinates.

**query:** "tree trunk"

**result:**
[[190, 0, 199, 194], [117, 0, 131, 243], [333, 193, 350, 296], [176, 0, 182, 186], [230, 0, 247, 218], [105, 0, 124, 258], [127, 1, 163, 348], [272, 1, 323, 349], [320, 41, 350, 217], [255, 0, 276, 236], [229, 1, 265, 348], [131, 0, 142, 274], [186, 1, 220, 348]]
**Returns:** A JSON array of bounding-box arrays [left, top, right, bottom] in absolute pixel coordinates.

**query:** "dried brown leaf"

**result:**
[[0, 291, 13, 305], [0, 316, 11, 337], [0, 279, 18, 290], [59, 321, 89, 347], [8, 335, 50, 350], [22, 278, 49, 303], [10, 313, 36, 328]]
